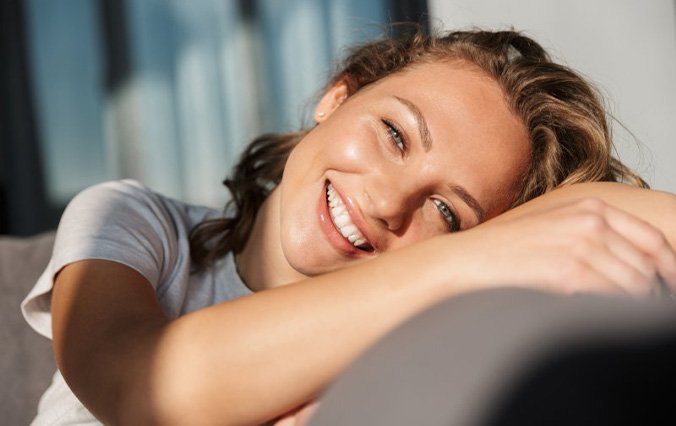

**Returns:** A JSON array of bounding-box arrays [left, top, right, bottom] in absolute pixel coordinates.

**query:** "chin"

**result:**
[[284, 250, 341, 277], [281, 236, 346, 278]]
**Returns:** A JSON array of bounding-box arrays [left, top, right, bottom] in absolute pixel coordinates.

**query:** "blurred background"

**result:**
[[1, 0, 675, 237]]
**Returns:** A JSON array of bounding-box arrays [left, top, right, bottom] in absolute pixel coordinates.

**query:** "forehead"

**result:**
[[364, 61, 531, 217], [371, 60, 513, 123]]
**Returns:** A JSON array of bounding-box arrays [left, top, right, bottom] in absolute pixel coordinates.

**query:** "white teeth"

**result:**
[[332, 204, 346, 215], [326, 184, 369, 249], [339, 224, 358, 238], [333, 213, 351, 227]]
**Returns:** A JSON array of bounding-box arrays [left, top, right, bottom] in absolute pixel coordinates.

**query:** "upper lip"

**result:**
[[328, 182, 378, 253]]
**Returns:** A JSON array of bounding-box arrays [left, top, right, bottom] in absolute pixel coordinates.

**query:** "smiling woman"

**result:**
[[253, 61, 530, 283], [21, 26, 676, 425]]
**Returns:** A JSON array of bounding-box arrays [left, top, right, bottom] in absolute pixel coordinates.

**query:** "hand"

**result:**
[[272, 401, 320, 426], [453, 198, 676, 298]]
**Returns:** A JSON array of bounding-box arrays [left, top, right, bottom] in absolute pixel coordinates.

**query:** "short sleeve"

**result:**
[[21, 180, 183, 338]]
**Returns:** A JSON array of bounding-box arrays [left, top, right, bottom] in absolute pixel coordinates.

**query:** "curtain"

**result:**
[[26, 0, 387, 208], [26, 0, 107, 205]]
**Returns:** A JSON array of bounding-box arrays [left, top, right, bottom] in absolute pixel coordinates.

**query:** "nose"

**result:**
[[364, 178, 421, 232]]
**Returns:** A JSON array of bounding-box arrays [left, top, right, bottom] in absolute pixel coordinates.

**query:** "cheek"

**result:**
[[341, 143, 363, 164], [327, 142, 379, 176], [389, 207, 448, 250], [319, 121, 384, 171]]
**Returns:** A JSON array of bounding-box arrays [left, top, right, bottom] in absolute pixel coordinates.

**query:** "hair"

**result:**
[[189, 25, 647, 271]]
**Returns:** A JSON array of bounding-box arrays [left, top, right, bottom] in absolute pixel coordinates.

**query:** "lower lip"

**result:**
[[317, 182, 364, 257]]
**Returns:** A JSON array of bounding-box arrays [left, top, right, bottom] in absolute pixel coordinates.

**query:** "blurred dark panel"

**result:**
[[100, 0, 131, 92], [388, 0, 429, 34], [0, 0, 61, 236]]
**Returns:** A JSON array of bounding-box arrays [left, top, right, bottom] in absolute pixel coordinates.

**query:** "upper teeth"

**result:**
[[327, 184, 368, 247]]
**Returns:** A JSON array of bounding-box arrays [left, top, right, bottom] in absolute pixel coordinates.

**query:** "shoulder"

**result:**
[[67, 179, 222, 229], [69, 179, 172, 215], [53, 180, 223, 284]]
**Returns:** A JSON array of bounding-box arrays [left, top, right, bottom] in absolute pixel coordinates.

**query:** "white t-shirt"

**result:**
[[21, 180, 254, 425]]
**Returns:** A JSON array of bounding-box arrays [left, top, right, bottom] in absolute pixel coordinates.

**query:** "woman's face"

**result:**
[[275, 60, 531, 277]]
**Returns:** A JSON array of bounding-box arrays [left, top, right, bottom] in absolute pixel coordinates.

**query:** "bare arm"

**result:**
[[52, 182, 676, 425], [54, 237, 465, 425]]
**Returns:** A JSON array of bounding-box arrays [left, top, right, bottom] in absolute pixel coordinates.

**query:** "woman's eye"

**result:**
[[383, 120, 406, 152], [432, 199, 461, 232]]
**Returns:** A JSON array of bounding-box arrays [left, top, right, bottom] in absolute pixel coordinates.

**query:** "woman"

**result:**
[[22, 28, 676, 425]]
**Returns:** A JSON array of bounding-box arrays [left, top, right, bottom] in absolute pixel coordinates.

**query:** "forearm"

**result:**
[[145, 236, 466, 425]]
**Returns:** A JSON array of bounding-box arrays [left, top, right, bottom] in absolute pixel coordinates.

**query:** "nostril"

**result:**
[[363, 185, 410, 233], [366, 194, 405, 232], [385, 216, 403, 232]]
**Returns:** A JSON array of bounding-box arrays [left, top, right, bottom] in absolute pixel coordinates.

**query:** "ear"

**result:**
[[314, 81, 349, 123]]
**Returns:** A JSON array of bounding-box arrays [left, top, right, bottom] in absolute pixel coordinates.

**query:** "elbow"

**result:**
[[116, 386, 243, 426], [113, 325, 245, 426], [113, 366, 196, 425]]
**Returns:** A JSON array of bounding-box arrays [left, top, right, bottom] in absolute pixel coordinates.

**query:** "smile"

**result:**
[[326, 183, 374, 251]]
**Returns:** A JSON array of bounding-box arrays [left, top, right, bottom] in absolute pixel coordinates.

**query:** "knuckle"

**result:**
[[578, 197, 607, 213], [578, 212, 607, 233]]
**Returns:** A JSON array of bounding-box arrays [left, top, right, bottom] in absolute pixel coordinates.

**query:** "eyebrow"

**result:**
[[393, 96, 433, 152], [392, 96, 486, 224], [450, 184, 486, 224]]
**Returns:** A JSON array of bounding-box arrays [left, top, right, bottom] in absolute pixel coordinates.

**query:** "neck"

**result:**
[[236, 188, 306, 292]]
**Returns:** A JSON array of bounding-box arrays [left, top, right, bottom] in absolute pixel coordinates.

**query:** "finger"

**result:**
[[602, 230, 659, 296], [601, 205, 676, 290], [577, 243, 653, 298], [542, 247, 628, 297], [563, 258, 628, 297]]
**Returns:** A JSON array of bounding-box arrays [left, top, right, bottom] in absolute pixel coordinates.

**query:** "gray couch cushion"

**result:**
[[0, 232, 56, 424], [310, 289, 676, 426]]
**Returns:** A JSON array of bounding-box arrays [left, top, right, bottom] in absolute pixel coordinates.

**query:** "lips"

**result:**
[[326, 183, 374, 252]]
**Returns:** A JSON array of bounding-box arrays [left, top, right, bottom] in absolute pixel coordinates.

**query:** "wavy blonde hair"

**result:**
[[190, 26, 646, 270]]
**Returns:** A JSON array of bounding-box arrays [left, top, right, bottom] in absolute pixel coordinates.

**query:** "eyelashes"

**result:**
[[382, 119, 406, 153], [381, 118, 461, 233], [433, 199, 461, 232]]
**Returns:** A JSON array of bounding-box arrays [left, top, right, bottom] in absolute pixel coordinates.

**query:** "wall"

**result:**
[[429, 0, 676, 192]]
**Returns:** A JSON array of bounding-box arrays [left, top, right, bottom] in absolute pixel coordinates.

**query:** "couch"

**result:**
[[309, 288, 676, 425], [0, 232, 56, 425]]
